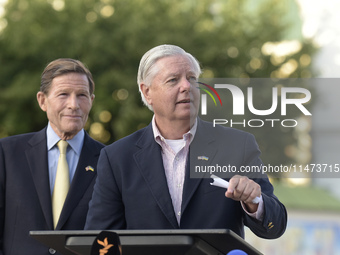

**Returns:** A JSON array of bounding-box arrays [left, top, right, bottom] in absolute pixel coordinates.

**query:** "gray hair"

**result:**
[[137, 44, 202, 111]]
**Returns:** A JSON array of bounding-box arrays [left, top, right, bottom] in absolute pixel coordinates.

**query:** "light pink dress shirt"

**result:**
[[152, 117, 263, 225]]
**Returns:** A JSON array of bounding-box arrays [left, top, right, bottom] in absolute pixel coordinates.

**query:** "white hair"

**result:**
[[137, 44, 202, 111]]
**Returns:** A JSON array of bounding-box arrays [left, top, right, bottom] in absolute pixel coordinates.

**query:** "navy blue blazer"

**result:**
[[85, 119, 287, 239], [0, 128, 104, 255]]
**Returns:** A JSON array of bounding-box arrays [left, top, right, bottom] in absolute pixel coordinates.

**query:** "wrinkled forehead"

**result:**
[[153, 55, 199, 78]]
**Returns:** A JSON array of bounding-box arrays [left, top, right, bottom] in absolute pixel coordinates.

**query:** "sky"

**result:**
[[0, 0, 6, 17], [297, 0, 340, 77]]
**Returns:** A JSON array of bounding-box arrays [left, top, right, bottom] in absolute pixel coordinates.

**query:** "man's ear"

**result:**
[[140, 83, 152, 105], [37, 91, 47, 112]]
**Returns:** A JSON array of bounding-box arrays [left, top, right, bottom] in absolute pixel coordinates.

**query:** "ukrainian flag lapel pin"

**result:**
[[85, 165, 95, 172], [198, 156, 209, 161]]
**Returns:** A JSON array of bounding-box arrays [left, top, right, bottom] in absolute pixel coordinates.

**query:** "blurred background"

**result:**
[[0, 0, 340, 254]]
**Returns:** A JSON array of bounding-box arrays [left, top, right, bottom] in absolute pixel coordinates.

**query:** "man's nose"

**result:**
[[67, 94, 80, 109], [180, 78, 192, 91]]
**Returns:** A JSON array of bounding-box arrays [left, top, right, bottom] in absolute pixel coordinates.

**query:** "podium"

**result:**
[[30, 229, 263, 255]]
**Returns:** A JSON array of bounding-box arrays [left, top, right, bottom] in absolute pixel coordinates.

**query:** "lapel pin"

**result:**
[[85, 165, 94, 172], [198, 156, 209, 161]]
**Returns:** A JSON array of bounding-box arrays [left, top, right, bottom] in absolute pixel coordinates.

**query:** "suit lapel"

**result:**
[[181, 119, 217, 215], [56, 133, 100, 229], [134, 125, 179, 229], [26, 128, 54, 229]]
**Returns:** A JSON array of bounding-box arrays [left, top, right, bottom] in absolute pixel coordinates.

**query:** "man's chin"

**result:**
[[61, 124, 83, 136]]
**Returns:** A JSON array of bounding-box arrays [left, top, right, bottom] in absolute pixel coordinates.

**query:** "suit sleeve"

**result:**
[[0, 142, 5, 254], [242, 133, 287, 239], [85, 147, 126, 230]]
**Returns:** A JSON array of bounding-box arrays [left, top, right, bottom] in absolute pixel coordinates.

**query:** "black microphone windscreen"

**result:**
[[90, 231, 121, 255]]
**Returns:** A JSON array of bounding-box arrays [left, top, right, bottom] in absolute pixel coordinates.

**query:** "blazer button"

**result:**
[[49, 248, 57, 254]]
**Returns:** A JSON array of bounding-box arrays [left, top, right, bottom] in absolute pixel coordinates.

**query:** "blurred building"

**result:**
[[246, 1, 340, 254], [298, 0, 340, 198]]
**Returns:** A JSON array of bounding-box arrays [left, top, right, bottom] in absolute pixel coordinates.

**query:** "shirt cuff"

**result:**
[[241, 195, 264, 221]]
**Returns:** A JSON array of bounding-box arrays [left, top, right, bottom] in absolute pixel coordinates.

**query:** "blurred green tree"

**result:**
[[0, 0, 316, 168]]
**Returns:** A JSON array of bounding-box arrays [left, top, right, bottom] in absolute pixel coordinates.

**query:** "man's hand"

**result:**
[[225, 175, 261, 213]]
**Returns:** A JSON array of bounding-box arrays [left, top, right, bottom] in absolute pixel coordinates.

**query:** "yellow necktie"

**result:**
[[52, 140, 70, 229]]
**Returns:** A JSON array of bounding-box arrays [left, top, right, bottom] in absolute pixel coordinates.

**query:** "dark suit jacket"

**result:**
[[0, 128, 104, 255], [85, 119, 287, 239]]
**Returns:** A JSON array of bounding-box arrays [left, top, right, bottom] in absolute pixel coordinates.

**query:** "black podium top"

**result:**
[[30, 229, 263, 255]]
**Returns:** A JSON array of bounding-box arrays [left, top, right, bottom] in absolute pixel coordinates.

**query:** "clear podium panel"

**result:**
[[67, 235, 200, 255], [30, 229, 263, 255]]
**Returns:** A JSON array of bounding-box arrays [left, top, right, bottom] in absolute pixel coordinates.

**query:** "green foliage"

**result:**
[[0, 0, 316, 168], [273, 181, 340, 211]]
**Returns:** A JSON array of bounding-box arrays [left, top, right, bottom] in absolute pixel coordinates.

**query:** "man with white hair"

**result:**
[[85, 45, 287, 239]]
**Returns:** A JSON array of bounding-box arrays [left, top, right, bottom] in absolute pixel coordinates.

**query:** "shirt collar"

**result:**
[[47, 122, 84, 155], [152, 116, 197, 144]]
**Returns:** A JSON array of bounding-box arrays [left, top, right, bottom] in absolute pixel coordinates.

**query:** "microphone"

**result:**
[[227, 249, 248, 255], [91, 231, 121, 255]]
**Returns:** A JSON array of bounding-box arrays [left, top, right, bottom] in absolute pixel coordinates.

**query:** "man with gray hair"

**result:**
[[0, 58, 104, 255], [85, 45, 287, 239]]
